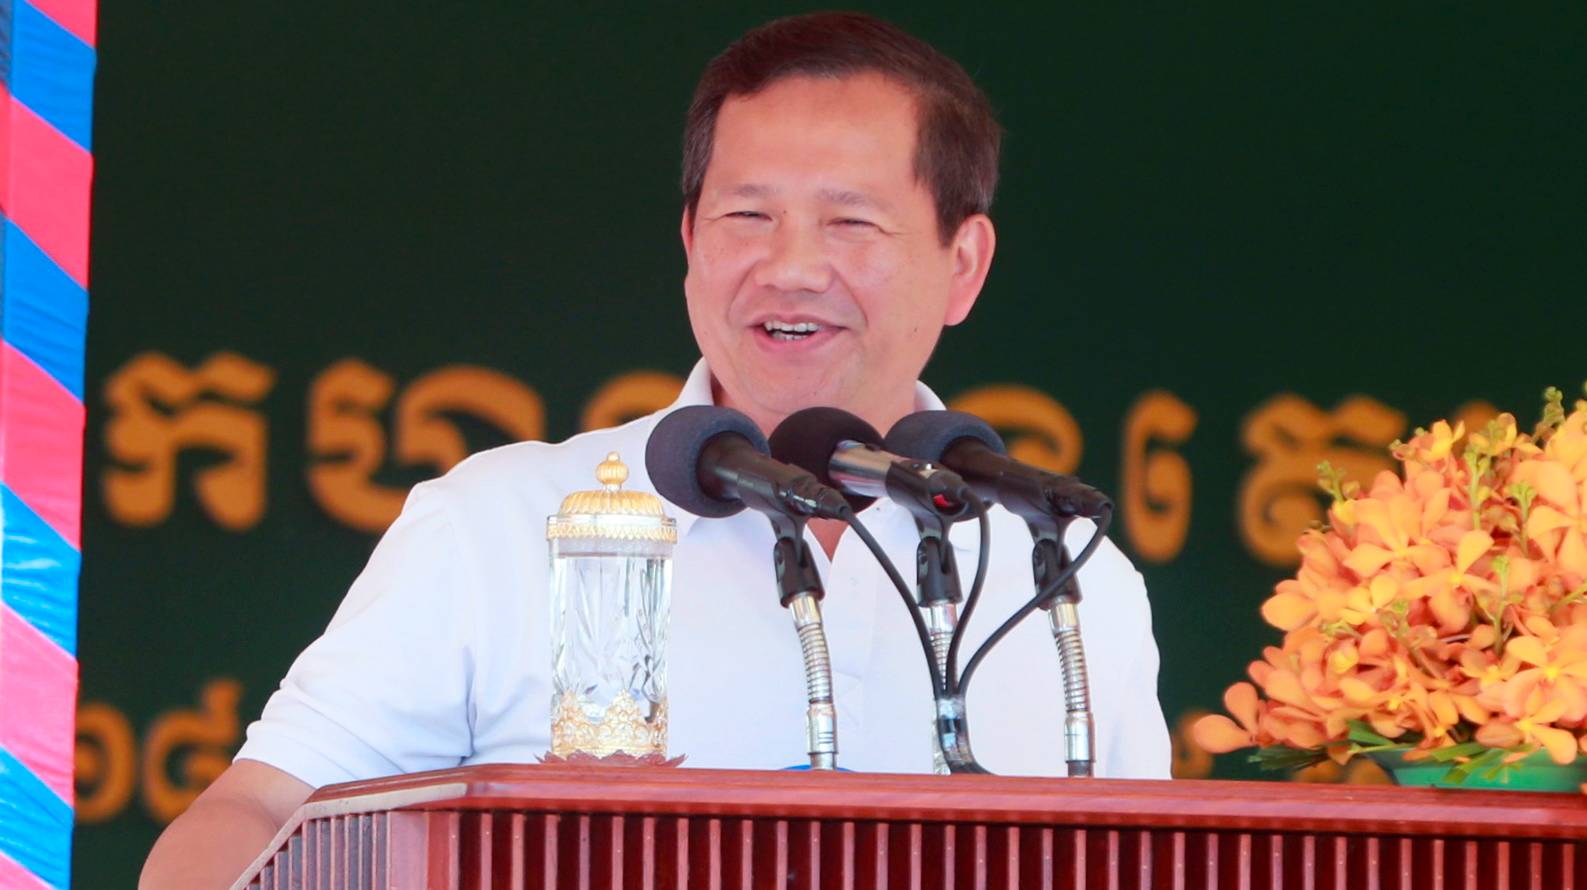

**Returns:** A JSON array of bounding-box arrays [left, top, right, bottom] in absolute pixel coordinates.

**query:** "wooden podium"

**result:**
[[233, 765, 1587, 889]]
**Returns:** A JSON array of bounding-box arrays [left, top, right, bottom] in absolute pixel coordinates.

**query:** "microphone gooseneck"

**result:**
[[771, 407, 990, 774], [773, 530, 840, 772], [957, 502, 1112, 779], [888, 409, 1111, 779], [789, 592, 837, 769], [770, 409, 952, 696], [1050, 598, 1095, 777], [644, 406, 846, 770]]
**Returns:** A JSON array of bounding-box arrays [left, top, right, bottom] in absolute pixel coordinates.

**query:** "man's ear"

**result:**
[[944, 214, 996, 326], [680, 205, 696, 254]]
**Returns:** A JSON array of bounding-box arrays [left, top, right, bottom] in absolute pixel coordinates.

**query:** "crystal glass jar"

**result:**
[[546, 452, 675, 760]]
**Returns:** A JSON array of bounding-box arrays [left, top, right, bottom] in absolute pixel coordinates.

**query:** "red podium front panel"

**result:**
[[234, 765, 1587, 889]]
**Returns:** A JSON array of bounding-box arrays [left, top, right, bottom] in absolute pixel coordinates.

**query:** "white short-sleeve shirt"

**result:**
[[237, 360, 1171, 784]]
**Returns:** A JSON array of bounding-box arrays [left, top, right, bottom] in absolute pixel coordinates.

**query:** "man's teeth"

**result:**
[[763, 321, 823, 341]]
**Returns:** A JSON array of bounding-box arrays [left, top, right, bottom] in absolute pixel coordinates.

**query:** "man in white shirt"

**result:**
[[143, 12, 1169, 888]]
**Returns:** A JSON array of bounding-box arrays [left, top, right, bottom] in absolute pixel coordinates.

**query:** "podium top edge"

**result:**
[[295, 764, 1587, 840]]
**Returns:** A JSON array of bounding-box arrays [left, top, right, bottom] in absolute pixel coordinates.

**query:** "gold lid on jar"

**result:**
[[546, 452, 677, 544]]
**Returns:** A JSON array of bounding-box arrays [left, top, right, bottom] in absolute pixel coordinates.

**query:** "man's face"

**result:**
[[682, 73, 993, 432]]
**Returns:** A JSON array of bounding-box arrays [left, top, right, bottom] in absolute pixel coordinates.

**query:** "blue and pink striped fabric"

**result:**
[[0, 0, 96, 887]]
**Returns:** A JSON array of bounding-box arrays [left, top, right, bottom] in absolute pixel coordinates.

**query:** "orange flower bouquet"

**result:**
[[1195, 387, 1587, 787]]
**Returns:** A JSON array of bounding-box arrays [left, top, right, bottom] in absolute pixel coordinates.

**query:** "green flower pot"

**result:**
[[1368, 749, 1587, 792]]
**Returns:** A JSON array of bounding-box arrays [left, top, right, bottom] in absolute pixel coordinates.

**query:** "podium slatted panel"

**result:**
[[233, 767, 1587, 890], [243, 813, 1587, 889]]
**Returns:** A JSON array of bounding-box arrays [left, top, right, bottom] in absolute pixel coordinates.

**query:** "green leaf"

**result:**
[[1480, 756, 1518, 783], [1425, 742, 1486, 763], [1445, 747, 1506, 784], [1249, 746, 1329, 772], [1346, 720, 1395, 747]]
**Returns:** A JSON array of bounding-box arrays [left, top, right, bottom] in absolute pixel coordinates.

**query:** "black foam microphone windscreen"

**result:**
[[644, 405, 769, 518], [768, 407, 882, 514], [884, 410, 1007, 463]]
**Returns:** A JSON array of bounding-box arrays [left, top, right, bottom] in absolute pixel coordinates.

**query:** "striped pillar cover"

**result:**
[[0, 0, 97, 888]]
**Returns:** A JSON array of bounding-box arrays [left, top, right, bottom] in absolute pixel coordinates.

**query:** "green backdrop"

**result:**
[[76, 3, 1585, 885]]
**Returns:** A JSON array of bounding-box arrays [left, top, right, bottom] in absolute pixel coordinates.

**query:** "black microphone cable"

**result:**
[[954, 503, 1111, 699], [763, 404, 1001, 773], [842, 490, 1106, 774], [836, 504, 947, 701], [936, 488, 993, 774], [944, 489, 991, 696], [839, 497, 996, 774]]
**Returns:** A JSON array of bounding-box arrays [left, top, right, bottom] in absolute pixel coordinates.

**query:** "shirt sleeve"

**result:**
[[234, 481, 475, 788], [1100, 568, 1172, 780]]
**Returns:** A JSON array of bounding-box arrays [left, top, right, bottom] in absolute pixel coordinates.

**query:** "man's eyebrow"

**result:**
[[716, 184, 889, 211], [725, 183, 775, 199], [817, 188, 887, 211]]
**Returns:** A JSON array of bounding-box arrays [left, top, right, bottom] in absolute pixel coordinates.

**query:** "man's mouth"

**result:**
[[761, 319, 827, 342]]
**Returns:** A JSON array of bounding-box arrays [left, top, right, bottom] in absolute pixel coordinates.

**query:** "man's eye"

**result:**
[[833, 218, 876, 228], [726, 211, 769, 220]]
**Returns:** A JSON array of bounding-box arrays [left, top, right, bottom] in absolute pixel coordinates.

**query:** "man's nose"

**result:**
[[752, 219, 833, 294]]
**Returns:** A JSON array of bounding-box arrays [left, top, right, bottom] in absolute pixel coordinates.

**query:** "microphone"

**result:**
[[644, 405, 845, 770], [767, 407, 971, 518], [884, 411, 1112, 520], [645, 405, 851, 520]]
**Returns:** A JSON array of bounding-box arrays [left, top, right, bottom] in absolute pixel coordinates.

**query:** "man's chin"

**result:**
[[732, 372, 859, 423]]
